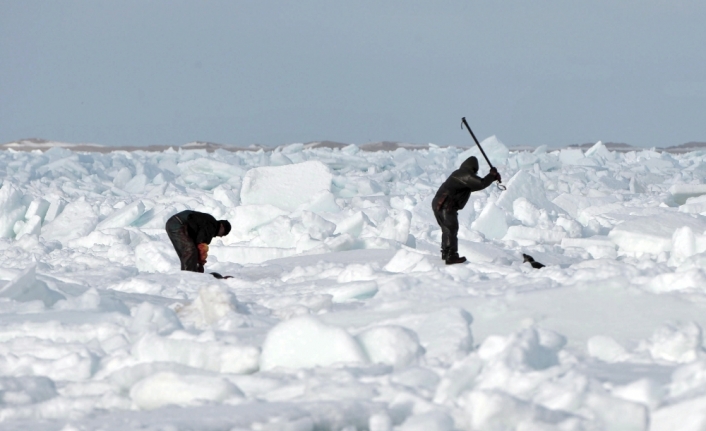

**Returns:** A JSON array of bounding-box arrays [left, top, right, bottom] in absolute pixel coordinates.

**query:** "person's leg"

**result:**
[[434, 209, 451, 260], [439, 209, 465, 264], [439, 208, 459, 254], [166, 216, 201, 272], [178, 230, 201, 272]]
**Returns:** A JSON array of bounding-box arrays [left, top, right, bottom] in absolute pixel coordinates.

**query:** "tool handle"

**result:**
[[461, 117, 494, 169], [461, 117, 505, 190]]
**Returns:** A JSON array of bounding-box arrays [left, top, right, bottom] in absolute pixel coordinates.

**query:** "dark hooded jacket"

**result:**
[[176, 210, 222, 245], [432, 157, 496, 211]]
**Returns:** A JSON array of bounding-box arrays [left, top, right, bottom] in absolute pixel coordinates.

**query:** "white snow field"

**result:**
[[1, 138, 706, 430]]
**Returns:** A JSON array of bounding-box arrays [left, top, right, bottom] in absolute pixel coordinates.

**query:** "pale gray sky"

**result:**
[[1, 1, 705, 148]]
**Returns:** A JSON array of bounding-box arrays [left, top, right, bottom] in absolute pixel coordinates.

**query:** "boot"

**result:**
[[441, 248, 450, 261], [445, 254, 467, 265]]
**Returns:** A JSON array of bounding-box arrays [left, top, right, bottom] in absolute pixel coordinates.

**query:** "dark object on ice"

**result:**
[[432, 156, 497, 264], [165, 210, 231, 273], [461, 117, 505, 190], [211, 272, 233, 279], [523, 254, 545, 269]]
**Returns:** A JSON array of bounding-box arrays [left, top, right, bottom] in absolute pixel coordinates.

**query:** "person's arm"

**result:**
[[197, 243, 209, 265], [191, 213, 220, 245], [453, 171, 496, 192], [195, 225, 218, 245], [478, 171, 497, 190]]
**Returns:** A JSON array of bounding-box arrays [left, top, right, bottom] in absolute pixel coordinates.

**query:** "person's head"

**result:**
[[460, 156, 479, 174], [217, 220, 231, 237]]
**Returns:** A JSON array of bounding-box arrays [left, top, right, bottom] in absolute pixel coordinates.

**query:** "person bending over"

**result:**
[[165, 210, 231, 273], [431, 156, 500, 265]]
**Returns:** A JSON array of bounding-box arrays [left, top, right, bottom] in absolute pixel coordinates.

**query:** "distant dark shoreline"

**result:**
[[1, 138, 705, 154]]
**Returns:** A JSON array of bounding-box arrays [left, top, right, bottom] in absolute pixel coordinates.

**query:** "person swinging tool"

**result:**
[[432, 118, 504, 264], [165, 210, 231, 273], [432, 156, 500, 264]]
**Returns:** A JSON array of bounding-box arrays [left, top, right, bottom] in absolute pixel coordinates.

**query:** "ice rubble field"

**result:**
[[1, 139, 706, 431]]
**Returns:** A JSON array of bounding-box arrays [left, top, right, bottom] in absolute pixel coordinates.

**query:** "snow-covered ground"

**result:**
[[1, 138, 706, 430]]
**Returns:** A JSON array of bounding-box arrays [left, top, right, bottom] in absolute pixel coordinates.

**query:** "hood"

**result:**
[[460, 156, 479, 174]]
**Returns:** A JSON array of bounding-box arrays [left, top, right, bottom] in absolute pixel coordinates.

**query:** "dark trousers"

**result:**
[[165, 215, 203, 273], [433, 204, 459, 256]]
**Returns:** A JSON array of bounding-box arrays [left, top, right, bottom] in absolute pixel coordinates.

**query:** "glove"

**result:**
[[197, 243, 209, 265], [495, 172, 502, 182], [488, 167, 501, 182]]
